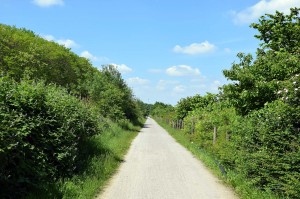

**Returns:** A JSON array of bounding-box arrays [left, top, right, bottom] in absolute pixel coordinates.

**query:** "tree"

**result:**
[[251, 8, 300, 54], [222, 8, 300, 115], [176, 93, 218, 119], [151, 102, 175, 120], [0, 24, 95, 96]]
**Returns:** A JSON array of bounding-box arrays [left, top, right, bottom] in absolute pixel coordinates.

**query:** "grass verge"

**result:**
[[26, 121, 141, 199], [154, 118, 280, 199]]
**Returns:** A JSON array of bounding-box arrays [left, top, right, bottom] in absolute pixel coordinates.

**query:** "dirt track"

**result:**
[[98, 118, 238, 199]]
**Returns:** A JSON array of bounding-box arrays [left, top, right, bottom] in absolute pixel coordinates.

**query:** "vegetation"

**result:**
[[1, 7, 300, 199], [27, 122, 139, 199], [0, 23, 148, 198], [152, 8, 300, 199]]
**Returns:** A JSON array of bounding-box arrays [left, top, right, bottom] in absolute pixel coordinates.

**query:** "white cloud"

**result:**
[[173, 41, 216, 55], [156, 80, 178, 91], [166, 65, 201, 76], [33, 0, 64, 7], [110, 63, 133, 74], [127, 77, 149, 85], [43, 34, 55, 41], [173, 85, 186, 93], [80, 51, 98, 61], [42, 34, 78, 48], [57, 39, 78, 48], [232, 0, 300, 24]]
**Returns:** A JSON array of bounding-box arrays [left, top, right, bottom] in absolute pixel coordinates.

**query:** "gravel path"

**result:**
[[98, 118, 238, 199]]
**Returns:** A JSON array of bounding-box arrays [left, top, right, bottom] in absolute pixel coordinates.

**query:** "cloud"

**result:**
[[173, 85, 186, 93], [80, 51, 98, 61], [57, 39, 78, 48], [127, 77, 149, 85], [232, 0, 300, 24], [33, 0, 64, 7], [43, 35, 55, 41], [173, 41, 216, 55], [110, 63, 133, 74], [166, 65, 201, 76], [42, 34, 78, 48], [156, 80, 178, 91]]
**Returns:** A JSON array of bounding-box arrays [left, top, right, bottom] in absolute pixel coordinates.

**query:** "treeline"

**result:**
[[0, 24, 149, 198], [151, 8, 300, 198]]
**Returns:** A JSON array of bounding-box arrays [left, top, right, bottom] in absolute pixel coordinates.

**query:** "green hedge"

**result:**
[[0, 77, 103, 198], [234, 100, 300, 197]]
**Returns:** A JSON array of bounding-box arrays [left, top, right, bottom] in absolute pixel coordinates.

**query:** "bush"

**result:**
[[233, 100, 300, 198], [183, 102, 240, 169], [0, 77, 103, 198]]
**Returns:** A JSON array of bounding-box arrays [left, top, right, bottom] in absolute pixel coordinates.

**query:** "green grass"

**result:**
[[154, 117, 280, 199], [26, 121, 141, 199]]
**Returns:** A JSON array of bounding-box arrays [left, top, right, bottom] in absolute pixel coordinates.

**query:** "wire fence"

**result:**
[[157, 117, 229, 145]]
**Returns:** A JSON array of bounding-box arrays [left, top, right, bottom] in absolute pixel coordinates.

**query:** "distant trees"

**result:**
[[176, 93, 218, 119], [87, 65, 142, 123], [150, 102, 175, 120]]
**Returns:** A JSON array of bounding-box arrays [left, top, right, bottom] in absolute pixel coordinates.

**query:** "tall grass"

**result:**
[[27, 121, 140, 199], [154, 118, 280, 199]]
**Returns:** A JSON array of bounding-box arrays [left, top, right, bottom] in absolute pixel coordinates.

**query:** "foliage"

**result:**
[[184, 100, 240, 168], [175, 93, 217, 119], [150, 102, 175, 120], [0, 23, 146, 199], [87, 65, 142, 123], [222, 8, 300, 115], [0, 24, 96, 96], [233, 100, 300, 197], [152, 8, 300, 198], [251, 8, 300, 54], [26, 121, 139, 199], [135, 99, 152, 118], [0, 24, 144, 124], [220, 10, 300, 197], [0, 77, 103, 198]]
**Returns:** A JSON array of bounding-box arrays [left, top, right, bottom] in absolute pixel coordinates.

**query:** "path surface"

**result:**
[[98, 118, 238, 199]]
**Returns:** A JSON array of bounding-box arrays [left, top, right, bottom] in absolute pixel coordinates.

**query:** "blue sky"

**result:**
[[1, 0, 300, 105]]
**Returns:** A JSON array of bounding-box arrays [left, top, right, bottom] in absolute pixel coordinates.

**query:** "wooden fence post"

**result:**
[[192, 117, 195, 134], [213, 126, 217, 145], [226, 132, 230, 141]]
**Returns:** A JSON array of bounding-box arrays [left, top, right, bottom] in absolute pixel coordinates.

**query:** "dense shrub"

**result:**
[[183, 102, 240, 169], [0, 77, 103, 198], [233, 100, 300, 197], [0, 23, 147, 199]]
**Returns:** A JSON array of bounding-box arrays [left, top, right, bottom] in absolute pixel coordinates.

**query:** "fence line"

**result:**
[[156, 117, 231, 145]]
